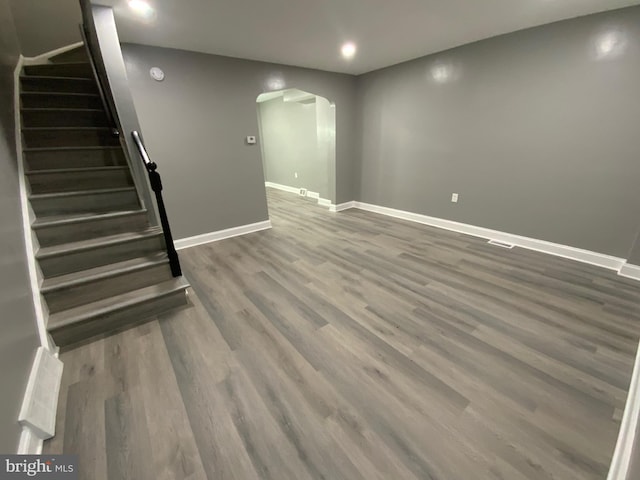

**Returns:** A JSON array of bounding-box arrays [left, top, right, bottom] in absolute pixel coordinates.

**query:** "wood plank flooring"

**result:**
[[44, 188, 640, 479]]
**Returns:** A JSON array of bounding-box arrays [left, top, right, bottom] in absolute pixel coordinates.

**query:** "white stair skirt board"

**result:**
[[175, 220, 272, 250], [18, 347, 64, 454], [333, 201, 632, 275], [607, 341, 640, 480], [18, 426, 44, 455], [619, 263, 640, 281], [265, 182, 332, 208], [22, 42, 84, 66], [14, 55, 51, 349]]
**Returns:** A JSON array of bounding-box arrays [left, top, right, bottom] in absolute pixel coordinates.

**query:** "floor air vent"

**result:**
[[299, 188, 308, 196], [488, 239, 515, 249]]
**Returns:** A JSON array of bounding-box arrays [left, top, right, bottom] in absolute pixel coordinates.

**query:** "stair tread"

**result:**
[[26, 166, 128, 175], [21, 107, 104, 112], [29, 186, 135, 200], [41, 253, 168, 292], [22, 126, 113, 131], [21, 75, 95, 82], [24, 62, 90, 70], [48, 277, 190, 331], [24, 145, 121, 152], [21, 91, 99, 97], [32, 209, 147, 228], [37, 227, 162, 259], [25, 62, 89, 67]]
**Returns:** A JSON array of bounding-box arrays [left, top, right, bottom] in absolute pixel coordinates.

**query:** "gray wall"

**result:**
[[258, 96, 330, 199], [356, 6, 640, 258], [8, 0, 81, 57], [629, 232, 640, 265], [0, 0, 40, 453], [259, 97, 319, 193], [121, 43, 357, 239], [87, 4, 158, 227]]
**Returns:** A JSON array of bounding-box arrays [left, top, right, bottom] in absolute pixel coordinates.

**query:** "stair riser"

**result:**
[[28, 169, 134, 194], [30, 189, 139, 217], [50, 49, 89, 64], [35, 212, 149, 248], [23, 129, 120, 148], [25, 148, 127, 170], [38, 235, 165, 277], [21, 93, 101, 109], [44, 263, 173, 313], [22, 110, 109, 128], [50, 290, 188, 349], [24, 64, 93, 79], [21, 77, 97, 94]]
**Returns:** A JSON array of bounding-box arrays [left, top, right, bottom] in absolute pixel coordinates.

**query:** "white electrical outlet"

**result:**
[[246, 136, 256, 144], [451, 193, 459, 203]]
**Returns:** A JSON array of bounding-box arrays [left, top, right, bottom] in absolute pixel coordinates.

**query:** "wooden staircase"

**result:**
[[21, 55, 189, 348]]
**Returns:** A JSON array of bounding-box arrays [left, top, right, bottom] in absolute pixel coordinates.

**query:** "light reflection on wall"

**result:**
[[594, 27, 628, 60], [429, 60, 461, 84], [266, 74, 285, 91]]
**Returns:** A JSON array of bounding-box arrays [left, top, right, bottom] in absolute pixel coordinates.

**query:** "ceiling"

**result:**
[[10, 0, 640, 74], [99, 0, 640, 74]]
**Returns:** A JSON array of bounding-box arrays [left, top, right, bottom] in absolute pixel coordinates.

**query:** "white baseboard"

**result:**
[[608, 341, 640, 480], [175, 220, 272, 250], [330, 201, 356, 213], [266, 182, 332, 208], [307, 191, 333, 206], [265, 182, 299, 195], [619, 263, 640, 281], [22, 42, 84, 65], [348, 201, 628, 273]]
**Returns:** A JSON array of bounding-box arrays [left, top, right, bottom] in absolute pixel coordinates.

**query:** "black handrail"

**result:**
[[132, 131, 182, 277], [79, 25, 119, 137]]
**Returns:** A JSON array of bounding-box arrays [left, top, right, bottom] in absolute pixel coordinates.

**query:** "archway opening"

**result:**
[[256, 88, 336, 213]]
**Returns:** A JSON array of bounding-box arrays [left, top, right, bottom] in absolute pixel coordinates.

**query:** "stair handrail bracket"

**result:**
[[131, 131, 182, 277]]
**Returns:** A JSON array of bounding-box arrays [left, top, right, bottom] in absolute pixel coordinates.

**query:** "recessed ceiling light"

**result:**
[[128, 0, 154, 17], [341, 42, 357, 59]]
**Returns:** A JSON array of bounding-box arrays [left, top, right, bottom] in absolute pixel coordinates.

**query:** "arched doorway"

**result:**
[[256, 88, 336, 210]]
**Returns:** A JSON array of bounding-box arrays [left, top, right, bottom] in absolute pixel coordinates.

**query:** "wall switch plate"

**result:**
[[451, 193, 459, 203], [246, 136, 256, 144]]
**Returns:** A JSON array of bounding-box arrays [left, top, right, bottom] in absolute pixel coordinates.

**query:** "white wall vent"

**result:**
[[488, 239, 515, 249]]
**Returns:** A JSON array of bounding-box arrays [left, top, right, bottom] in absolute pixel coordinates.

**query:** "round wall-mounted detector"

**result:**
[[150, 67, 165, 81]]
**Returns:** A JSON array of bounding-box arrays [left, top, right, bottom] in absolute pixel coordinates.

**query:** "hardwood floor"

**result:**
[[44, 187, 640, 479]]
